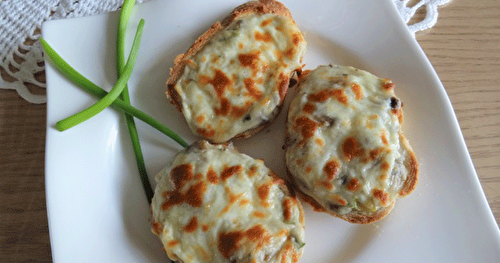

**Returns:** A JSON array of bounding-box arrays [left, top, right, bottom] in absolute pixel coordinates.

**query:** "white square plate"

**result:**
[[43, 0, 500, 262]]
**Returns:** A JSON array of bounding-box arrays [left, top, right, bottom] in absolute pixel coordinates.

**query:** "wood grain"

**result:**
[[0, 0, 499, 261], [0, 91, 51, 262], [417, 0, 500, 224]]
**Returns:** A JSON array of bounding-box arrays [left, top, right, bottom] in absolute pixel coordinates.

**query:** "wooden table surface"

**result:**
[[1, 0, 499, 261]]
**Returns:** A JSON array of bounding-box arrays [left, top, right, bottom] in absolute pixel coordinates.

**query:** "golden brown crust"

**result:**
[[398, 135, 419, 197], [166, 0, 297, 142]]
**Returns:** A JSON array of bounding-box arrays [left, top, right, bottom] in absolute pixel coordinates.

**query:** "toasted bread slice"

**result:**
[[285, 65, 419, 224], [167, 0, 306, 143], [151, 140, 305, 262]]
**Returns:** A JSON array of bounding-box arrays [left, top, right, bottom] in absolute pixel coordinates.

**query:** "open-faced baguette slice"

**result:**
[[285, 65, 419, 224], [151, 140, 305, 262], [167, 0, 306, 143]]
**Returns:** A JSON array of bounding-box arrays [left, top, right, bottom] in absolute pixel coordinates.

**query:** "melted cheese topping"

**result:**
[[151, 141, 305, 263], [174, 13, 306, 143], [286, 65, 410, 216]]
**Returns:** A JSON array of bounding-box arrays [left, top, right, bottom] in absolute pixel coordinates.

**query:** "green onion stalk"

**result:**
[[117, 0, 153, 203]]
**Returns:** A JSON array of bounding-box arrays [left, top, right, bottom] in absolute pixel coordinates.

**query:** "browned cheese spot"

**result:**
[[183, 216, 198, 233], [260, 18, 273, 27], [369, 148, 384, 161], [351, 83, 363, 100], [380, 161, 390, 171], [161, 164, 195, 210], [184, 181, 207, 207], [305, 166, 312, 173], [281, 242, 293, 263], [334, 195, 348, 206], [199, 69, 231, 99], [292, 251, 300, 263], [383, 82, 395, 91], [342, 136, 365, 162], [253, 211, 267, 218], [255, 31, 273, 42], [292, 33, 301, 46], [171, 164, 193, 189], [294, 116, 319, 146], [207, 167, 219, 184], [308, 89, 348, 104], [238, 52, 260, 71], [151, 221, 163, 235], [239, 199, 251, 206], [215, 97, 231, 116], [379, 173, 388, 181], [248, 165, 258, 178], [302, 102, 316, 114], [219, 205, 230, 216], [284, 47, 295, 59], [243, 78, 263, 100], [196, 128, 215, 138], [161, 191, 183, 211], [221, 165, 243, 181], [392, 108, 403, 123], [346, 178, 360, 191], [226, 186, 243, 204], [258, 183, 271, 200], [277, 73, 288, 102], [231, 101, 252, 118], [245, 225, 267, 242], [275, 49, 283, 61], [323, 160, 339, 180], [218, 231, 243, 259], [196, 115, 205, 124], [315, 138, 324, 146], [317, 180, 334, 190], [167, 240, 179, 247], [238, 42, 244, 49], [372, 189, 389, 205], [282, 198, 293, 221], [381, 132, 389, 145], [202, 224, 209, 232], [195, 173, 203, 180]]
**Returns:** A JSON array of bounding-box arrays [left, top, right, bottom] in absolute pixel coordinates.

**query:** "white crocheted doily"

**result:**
[[0, 0, 451, 104]]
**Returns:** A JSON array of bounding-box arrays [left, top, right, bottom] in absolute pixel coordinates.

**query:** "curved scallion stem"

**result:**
[[54, 19, 144, 131], [118, 0, 154, 203], [40, 38, 189, 148]]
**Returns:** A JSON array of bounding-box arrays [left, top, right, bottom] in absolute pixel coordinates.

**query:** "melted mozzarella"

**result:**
[[151, 141, 305, 263], [286, 65, 410, 215], [174, 13, 306, 142]]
